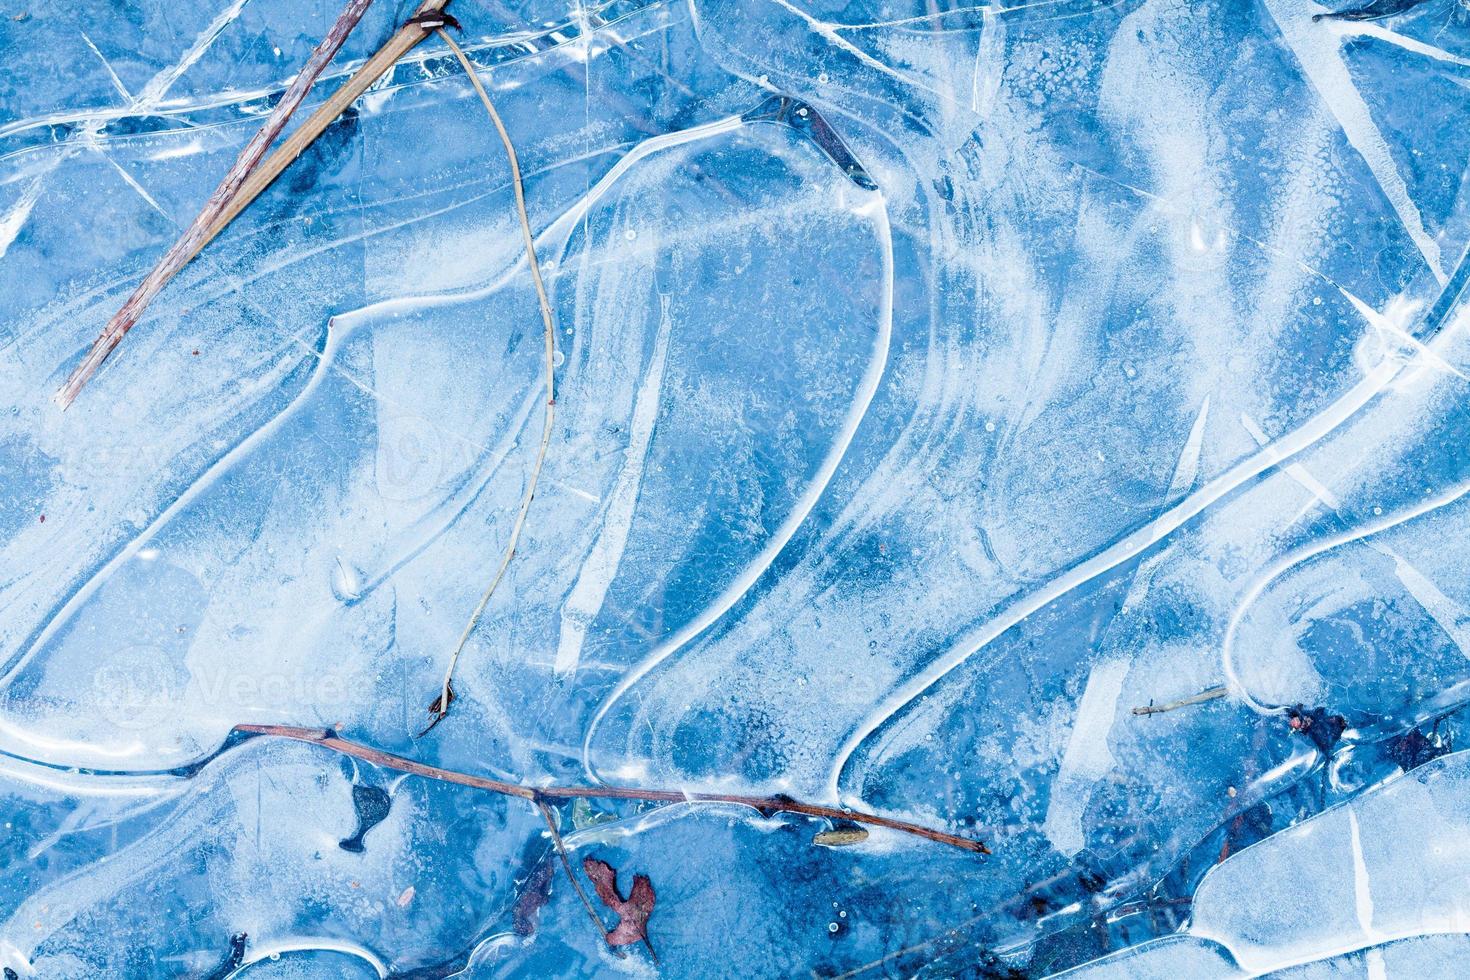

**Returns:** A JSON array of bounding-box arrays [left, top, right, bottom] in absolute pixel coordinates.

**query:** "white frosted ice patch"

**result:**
[[555, 296, 672, 676], [1264, 934, 1470, 979], [1043, 658, 1129, 858], [1192, 751, 1470, 974]]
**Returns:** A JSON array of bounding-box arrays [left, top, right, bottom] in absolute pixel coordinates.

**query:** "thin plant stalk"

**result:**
[[421, 27, 559, 733]]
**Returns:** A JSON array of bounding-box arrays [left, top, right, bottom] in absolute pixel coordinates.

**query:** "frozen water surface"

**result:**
[[2, 0, 1470, 975]]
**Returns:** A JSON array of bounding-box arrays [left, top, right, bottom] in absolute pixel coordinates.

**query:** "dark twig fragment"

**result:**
[[232, 724, 989, 853], [536, 800, 618, 952]]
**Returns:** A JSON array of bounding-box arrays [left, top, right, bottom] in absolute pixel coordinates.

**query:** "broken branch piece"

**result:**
[[233, 723, 990, 853], [1131, 685, 1227, 716]]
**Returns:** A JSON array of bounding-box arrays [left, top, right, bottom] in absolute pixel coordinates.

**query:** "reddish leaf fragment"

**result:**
[[582, 856, 655, 947], [513, 859, 555, 937]]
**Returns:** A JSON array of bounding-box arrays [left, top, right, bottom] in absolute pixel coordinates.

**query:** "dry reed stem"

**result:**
[[422, 27, 559, 733]]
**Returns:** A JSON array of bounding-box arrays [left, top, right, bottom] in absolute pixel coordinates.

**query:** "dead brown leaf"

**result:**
[[582, 856, 655, 948]]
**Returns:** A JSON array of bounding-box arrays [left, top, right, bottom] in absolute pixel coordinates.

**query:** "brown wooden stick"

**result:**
[[56, 0, 451, 407], [1131, 685, 1227, 716], [233, 724, 989, 853], [535, 800, 621, 952]]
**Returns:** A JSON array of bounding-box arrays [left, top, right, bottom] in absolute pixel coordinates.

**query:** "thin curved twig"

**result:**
[[233, 724, 990, 853], [421, 26, 560, 734]]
